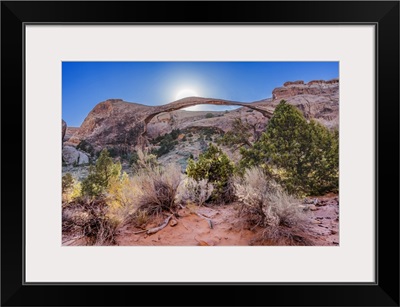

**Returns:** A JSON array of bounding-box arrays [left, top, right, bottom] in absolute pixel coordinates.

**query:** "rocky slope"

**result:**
[[63, 78, 339, 162]]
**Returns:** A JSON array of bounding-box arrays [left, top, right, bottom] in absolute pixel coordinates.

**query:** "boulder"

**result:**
[[62, 145, 89, 165]]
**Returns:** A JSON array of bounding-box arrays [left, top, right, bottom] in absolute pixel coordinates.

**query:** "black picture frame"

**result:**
[[1, 1, 399, 306]]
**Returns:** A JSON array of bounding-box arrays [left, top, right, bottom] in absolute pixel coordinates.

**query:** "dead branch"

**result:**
[[196, 212, 214, 229], [146, 215, 173, 235], [132, 229, 148, 235]]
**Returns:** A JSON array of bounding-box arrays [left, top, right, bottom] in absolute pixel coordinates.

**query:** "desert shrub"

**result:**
[[62, 173, 82, 203], [205, 113, 214, 118], [240, 100, 339, 196], [62, 198, 118, 245], [81, 148, 122, 197], [186, 143, 235, 203], [152, 130, 179, 157], [106, 172, 133, 208], [105, 172, 144, 229], [129, 150, 139, 166], [131, 149, 160, 174], [235, 167, 310, 245], [170, 128, 181, 139], [134, 163, 182, 216], [129, 209, 149, 228], [177, 177, 214, 206], [62, 173, 74, 193]]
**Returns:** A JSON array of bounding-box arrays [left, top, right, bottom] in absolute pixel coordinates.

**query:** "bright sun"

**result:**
[[175, 89, 198, 100]]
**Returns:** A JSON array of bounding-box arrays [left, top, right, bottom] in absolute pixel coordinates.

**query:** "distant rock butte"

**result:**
[[272, 79, 339, 100], [65, 79, 339, 150]]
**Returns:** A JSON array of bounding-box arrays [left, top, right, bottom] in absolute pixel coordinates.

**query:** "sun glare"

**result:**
[[175, 89, 198, 100]]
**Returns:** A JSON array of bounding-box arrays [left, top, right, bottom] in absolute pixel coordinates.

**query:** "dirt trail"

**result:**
[[116, 194, 339, 246]]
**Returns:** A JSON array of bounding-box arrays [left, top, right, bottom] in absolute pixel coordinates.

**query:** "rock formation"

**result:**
[[65, 79, 339, 153], [62, 145, 89, 165], [272, 78, 339, 100]]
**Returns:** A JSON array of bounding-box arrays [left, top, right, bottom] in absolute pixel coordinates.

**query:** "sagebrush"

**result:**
[[235, 167, 312, 245]]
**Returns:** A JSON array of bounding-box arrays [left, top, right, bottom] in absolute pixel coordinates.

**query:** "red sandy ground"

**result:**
[[115, 194, 339, 246]]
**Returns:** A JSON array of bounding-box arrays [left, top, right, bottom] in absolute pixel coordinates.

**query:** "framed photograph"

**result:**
[[1, 1, 399, 306]]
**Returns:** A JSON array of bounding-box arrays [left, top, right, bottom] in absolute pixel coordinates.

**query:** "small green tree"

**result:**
[[186, 143, 235, 202], [81, 148, 122, 197], [240, 100, 339, 196]]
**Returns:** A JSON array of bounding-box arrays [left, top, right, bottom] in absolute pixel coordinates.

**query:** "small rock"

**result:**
[[309, 205, 318, 211], [331, 230, 338, 235], [170, 219, 178, 227], [312, 220, 322, 224]]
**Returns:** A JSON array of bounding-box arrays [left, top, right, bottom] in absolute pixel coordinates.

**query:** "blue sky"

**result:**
[[62, 62, 339, 127]]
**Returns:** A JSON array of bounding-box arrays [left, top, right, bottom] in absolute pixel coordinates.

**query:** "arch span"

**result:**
[[143, 97, 273, 127]]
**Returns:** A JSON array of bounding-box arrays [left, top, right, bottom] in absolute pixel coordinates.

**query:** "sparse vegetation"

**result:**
[[234, 167, 311, 245], [134, 163, 182, 216], [186, 143, 235, 203], [81, 148, 122, 197], [205, 113, 214, 118], [151, 129, 180, 157], [131, 149, 160, 173], [62, 198, 118, 245], [177, 177, 214, 206], [62, 173, 74, 194]]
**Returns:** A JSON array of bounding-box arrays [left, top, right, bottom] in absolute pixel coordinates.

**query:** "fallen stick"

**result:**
[[132, 229, 148, 235], [146, 215, 173, 235], [196, 212, 213, 229]]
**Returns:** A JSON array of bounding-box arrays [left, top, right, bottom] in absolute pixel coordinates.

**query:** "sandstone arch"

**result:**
[[142, 97, 274, 139]]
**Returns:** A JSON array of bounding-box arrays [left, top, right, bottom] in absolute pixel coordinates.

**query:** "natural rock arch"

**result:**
[[141, 97, 274, 139]]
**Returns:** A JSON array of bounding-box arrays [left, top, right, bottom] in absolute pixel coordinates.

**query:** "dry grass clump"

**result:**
[[235, 167, 312, 245], [176, 177, 214, 206], [133, 163, 182, 217], [62, 198, 118, 245]]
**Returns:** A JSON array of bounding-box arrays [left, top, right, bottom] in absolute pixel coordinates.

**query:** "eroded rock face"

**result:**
[[272, 79, 339, 100], [62, 145, 89, 165], [67, 99, 150, 148]]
